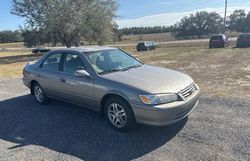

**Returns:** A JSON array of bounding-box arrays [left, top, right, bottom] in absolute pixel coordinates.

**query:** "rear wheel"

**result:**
[[32, 83, 49, 104], [104, 97, 136, 131]]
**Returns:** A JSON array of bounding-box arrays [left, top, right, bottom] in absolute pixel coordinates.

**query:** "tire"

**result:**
[[32, 83, 49, 104], [104, 97, 136, 131]]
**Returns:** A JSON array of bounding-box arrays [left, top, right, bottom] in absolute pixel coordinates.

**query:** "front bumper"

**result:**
[[131, 88, 200, 126], [210, 42, 225, 47], [22, 77, 31, 88]]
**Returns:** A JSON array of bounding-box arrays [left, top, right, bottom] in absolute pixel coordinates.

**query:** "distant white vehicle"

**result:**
[[136, 41, 156, 51]]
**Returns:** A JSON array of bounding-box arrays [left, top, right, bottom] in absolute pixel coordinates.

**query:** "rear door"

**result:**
[[36, 52, 66, 98]]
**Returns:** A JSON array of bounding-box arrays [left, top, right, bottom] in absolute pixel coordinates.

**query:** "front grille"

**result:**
[[179, 83, 196, 99]]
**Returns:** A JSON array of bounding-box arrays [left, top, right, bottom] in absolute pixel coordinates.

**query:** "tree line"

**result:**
[[119, 26, 172, 35], [119, 10, 250, 39], [1, 0, 250, 47], [171, 10, 250, 39], [0, 30, 23, 43]]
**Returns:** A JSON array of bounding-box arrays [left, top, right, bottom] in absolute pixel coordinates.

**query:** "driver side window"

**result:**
[[63, 53, 85, 74]]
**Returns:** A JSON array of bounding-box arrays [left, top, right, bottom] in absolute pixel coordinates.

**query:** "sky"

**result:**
[[0, 0, 250, 30]]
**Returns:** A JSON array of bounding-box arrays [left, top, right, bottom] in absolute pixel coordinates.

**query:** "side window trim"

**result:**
[[59, 53, 66, 72]]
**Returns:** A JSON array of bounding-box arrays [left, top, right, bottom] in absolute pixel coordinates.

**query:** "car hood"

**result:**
[[101, 65, 194, 93]]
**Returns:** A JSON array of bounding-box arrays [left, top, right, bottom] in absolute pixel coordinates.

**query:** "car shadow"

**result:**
[[0, 95, 187, 161]]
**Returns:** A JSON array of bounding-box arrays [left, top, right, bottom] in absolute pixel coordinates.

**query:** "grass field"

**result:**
[[130, 46, 250, 98], [0, 51, 41, 77], [0, 45, 249, 98], [119, 31, 241, 44], [120, 32, 175, 44], [0, 42, 24, 48]]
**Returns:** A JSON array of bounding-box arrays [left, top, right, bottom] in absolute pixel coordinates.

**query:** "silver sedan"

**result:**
[[23, 46, 200, 131]]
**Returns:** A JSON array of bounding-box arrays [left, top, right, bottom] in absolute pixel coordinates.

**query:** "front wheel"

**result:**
[[32, 83, 49, 104], [104, 97, 136, 131]]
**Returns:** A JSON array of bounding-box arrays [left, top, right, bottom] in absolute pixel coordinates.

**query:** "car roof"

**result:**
[[54, 46, 117, 53]]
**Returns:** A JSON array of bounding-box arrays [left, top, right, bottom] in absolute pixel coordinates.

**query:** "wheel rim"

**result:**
[[34, 85, 44, 102], [108, 103, 127, 128]]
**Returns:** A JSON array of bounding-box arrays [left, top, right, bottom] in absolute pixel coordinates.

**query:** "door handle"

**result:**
[[60, 78, 66, 83]]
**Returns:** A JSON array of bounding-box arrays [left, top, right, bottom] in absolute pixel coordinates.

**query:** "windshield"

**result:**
[[85, 49, 143, 74]]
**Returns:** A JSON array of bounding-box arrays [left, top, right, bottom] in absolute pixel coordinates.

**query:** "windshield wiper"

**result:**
[[99, 65, 142, 75], [99, 69, 123, 75], [122, 64, 142, 71]]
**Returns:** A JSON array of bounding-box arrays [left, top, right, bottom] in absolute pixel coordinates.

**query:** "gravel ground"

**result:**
[[0, 78, 249, 161]]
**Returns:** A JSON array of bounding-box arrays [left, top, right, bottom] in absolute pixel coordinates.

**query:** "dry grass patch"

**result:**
[[121, 32, 174, 44], [0, 62, 26, 78], [128, 47, 250, 99], [0, 51, 31, 58], [0, 46, 249, 99], [0, 42, 24, 48], [0, 51, 42, 78]]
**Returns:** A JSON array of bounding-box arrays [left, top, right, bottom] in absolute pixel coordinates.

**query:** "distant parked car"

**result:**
[[32, 48, 50, 54], [236, 33, 250, 48], [209, 34, 228, 48], [137, 41, 156, 51]]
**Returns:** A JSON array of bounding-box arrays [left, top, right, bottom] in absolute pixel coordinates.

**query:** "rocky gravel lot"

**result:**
[[0, 78, 249, 161]]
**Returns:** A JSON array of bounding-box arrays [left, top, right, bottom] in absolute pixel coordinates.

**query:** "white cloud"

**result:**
[[116, 6, 250, 28]]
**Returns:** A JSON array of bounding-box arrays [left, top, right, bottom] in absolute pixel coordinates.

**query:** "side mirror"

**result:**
[[75, 70, 90, 77]]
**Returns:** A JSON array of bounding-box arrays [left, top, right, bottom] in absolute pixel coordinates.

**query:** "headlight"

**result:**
[[139, 94, 179, 105], [139, 95, 160, 105]]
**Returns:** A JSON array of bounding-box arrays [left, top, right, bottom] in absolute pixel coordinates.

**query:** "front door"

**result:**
[[59, 52, 95, 109]]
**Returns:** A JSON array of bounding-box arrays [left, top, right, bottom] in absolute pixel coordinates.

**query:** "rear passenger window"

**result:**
[[42, 53, 61, 71]]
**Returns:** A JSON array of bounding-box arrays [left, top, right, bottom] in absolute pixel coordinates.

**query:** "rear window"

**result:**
[[211, 36, 223, 40]]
